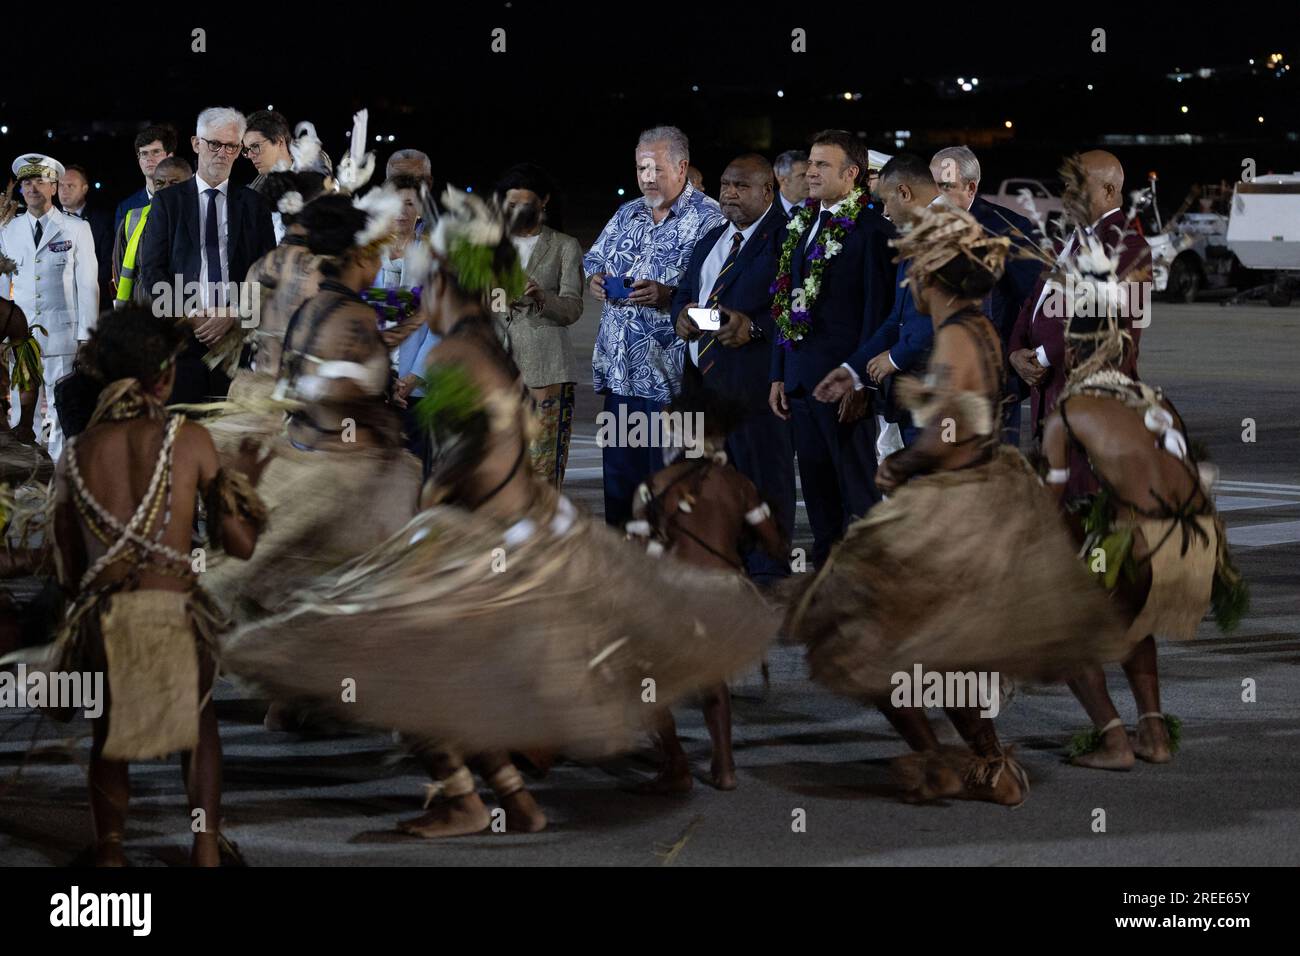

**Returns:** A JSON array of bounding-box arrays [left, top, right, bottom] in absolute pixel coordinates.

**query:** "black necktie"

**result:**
[[697, 231, 746, 373], [805, 209, 833, 260], [204, 187, 224, 305], [32, 219, 43, 248]]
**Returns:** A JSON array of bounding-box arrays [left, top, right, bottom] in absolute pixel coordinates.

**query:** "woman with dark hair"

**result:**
[[493, 163, 585, 486], [40, 306, 267, 865], [793, 205, 1128, 807], [202, 189, 422, 628], [224, 189, 779, 840]]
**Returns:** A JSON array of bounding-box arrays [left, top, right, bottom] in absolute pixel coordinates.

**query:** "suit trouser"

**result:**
[[600, 392, 666, 529], [789, 394, 878, 568], [168, 333, 231, 407], [725, 408, 796, 586], [9, 353, 74, 461]]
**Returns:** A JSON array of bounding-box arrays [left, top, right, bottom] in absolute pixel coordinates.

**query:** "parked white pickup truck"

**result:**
[[980, 178, 1063, 222]]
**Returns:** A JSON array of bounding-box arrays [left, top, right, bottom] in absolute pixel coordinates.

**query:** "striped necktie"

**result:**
[[696, 230, 745, 373]]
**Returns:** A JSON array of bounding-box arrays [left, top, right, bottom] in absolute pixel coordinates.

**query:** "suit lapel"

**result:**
[[183, 179, 201, 262], [528, 226, 552, 274], [226, 185, 243, 276], [711, 205, 782, 301]]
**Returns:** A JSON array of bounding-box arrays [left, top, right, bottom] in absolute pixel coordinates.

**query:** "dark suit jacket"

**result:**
[[770, 201, 896, 395], [66, 204, 116, 300], [843, 259, 931, 424], [1009, 209, 1150, 433], [139, 178, 276, 302], [969, 196, 1044, 347], [115, 186, 150, 233], [671, 203, 786, 411]]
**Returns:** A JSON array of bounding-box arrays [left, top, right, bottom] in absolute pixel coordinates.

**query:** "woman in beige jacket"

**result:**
[[495, 165, 585, 485]]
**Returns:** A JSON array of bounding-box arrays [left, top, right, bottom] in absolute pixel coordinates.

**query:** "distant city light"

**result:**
[[45, 130, 52, 139], [843, 91, 852, 100], [971, 77, 979, 86], [466, 187, 473, 193], [1087, 84, 1094, 91], [961, 82, 973, 92], [94, 182, 101, 189], [1180, 105, 1189, 113], [776, 89, 784, 98], [691, 85, 699, 92], [374, 135, 382, 142], [1258, 115, 1265, 123], [267, 104, 273, 110], [1248, 59, 1254, 65], [1004, 120, 1013, 128], [957, 77, 965, 84], [387, 135, 396, 142], [0, 126, 7, 134], [617, 188, 625, 196]]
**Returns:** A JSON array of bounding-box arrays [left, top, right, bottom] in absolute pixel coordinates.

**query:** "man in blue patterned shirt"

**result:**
[[584, 125, 724, 526]]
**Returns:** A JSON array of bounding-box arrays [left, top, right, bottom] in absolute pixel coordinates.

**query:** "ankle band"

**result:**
[[487, 763, 525, 797], [1098, 717, 1124, 734]]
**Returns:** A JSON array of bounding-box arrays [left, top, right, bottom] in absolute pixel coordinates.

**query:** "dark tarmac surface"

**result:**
[[2, 300, 1297, 866]]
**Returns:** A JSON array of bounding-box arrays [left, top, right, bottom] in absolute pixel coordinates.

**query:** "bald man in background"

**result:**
[[1008, 149, 1151, 439]]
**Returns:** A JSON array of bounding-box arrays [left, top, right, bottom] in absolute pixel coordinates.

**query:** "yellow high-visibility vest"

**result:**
[[115, 203, 152, 307]]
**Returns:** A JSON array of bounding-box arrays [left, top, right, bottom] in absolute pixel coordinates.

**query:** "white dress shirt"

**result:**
[[804, 197, 846, 248], [511, 232, 541, 270], [688, 205, 771, 365], [27, 209, 52, 241], [195, 173, 231, 308], [779, 193, 800, 217], [1032, 206, 1121, 367]]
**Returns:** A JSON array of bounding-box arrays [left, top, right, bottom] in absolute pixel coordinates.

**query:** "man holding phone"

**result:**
[[584, 125, 723, 527], [671, 153, 795, 586]]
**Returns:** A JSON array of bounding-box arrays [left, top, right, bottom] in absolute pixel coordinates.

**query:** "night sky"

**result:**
[[3, 6, 1296, 237]]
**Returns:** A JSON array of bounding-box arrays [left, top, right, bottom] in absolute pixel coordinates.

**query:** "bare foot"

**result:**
[[1071, 725, 1135, 770], [499, 789, 548, 833], [891, 748, 965, 803], [632, 761, 693, 795], [959, 750, 1030, 808], [398, 794, 491, 838], [710, 758, 737, 791], [1131, 716, 1172, 764]]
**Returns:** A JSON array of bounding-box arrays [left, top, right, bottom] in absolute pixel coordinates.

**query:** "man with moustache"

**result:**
[[769, 130, 895, 567], [138, 106, 276, 405], [584, 125, 724, 527], [1008, 149, 1149, 441], [774, 150, 809, 218], [671, 153, 795, 586], [930, 146, 1044, 445], [0, 154, 99, 459]]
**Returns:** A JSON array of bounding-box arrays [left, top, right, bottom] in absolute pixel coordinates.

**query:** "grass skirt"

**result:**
[[788, 446, 1129, 699], [222, 494, 780, 755], [0, 431, 52, 488], [203, 438, 422, 622], [1123, 515, 1217, 646]]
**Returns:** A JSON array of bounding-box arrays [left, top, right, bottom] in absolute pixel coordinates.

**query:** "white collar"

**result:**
[[1091, 207, 1121, 230], [26, 208, 54, 228], [819, 196, 848, 214], [194, 173, 230, 196]]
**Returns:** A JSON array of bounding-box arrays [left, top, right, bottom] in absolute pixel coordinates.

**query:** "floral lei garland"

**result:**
[[360, 286, 423, 327], [770, 187, 867, 349]]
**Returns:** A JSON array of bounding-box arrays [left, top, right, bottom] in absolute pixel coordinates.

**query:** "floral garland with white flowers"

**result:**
[[769, 187, 868, 349]]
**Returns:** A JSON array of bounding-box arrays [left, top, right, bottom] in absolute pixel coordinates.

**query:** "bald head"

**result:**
[[718, 153, 775, 227], [1079, 149, 1125, 222]]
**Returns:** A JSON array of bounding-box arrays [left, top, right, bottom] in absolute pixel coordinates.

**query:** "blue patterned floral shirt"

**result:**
[[584, 184, 724, 403]]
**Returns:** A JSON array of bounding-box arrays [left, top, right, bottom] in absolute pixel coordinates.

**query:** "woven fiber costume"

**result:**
[[37, 380, 265, 760], [1054, 334, 1243, 644], [788, 207, 1127, 698], [201, 279, 421, 623]]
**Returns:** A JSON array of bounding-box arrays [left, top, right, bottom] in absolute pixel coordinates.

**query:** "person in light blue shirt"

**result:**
[[583, 125, 723, 526]]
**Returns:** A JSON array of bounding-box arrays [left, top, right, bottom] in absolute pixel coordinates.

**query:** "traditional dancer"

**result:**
[[222, 190, 780, 838], [42, 307, 267, 866], [1042, 289, 1246, 770], [200, 191, 422, 626], [1, 256, 44, 475], [626, 379, 787, 792], [796, 205, 1127, 806]]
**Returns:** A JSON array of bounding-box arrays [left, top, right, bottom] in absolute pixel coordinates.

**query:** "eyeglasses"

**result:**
[[199, 137, 242, 156], [241, 140, 268, 158]]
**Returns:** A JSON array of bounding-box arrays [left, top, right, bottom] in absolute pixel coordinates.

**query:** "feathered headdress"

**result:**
[[891, 204, 1010, 295], [290, 120, 334, 178], [0, 252, 18, 277], [335, 110, 375, 195], [405, 186, 526, 302], [352, 184, 405, 251]]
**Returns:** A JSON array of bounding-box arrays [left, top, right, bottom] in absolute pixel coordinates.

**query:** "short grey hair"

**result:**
[[387, 148, 433, 180], [931, 146, 981, 187], [637, 126, 690, 165], [196, 106, 247, 140], [774, 150, 808, 178]]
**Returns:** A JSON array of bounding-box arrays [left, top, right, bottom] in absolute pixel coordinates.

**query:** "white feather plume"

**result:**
[[429, 186, 505, 256], [278, 191, 304, 216], [353, 185, 404, 248], [335, 108, 375, 194]]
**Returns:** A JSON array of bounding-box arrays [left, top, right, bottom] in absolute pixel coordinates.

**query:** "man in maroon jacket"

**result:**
[[1008, 150, 1152, 440]]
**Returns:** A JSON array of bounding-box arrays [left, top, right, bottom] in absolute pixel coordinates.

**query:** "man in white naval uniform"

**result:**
[[1, 153, 99, 459]]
